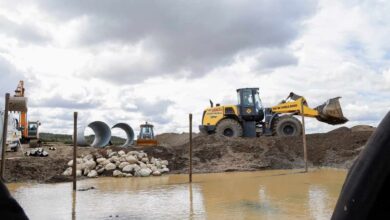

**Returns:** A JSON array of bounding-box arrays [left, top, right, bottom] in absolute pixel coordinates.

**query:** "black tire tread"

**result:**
[[272, 115, 302, 137], [216, 118, 243, 137]]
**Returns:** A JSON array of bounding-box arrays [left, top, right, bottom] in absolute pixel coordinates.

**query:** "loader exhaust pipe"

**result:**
[[75, 121, 111, 147], [315, 97, 348, 125], [111, 123, 134, 147]]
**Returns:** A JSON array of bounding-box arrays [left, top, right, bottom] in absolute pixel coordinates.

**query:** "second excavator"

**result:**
[[14, 80, 41, 147], [200, 88, 348, 137]]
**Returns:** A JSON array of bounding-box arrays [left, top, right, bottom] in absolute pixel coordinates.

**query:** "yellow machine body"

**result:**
[[271, 97, 319, 117], [202, 105, 239, 126], [200, 88, 348, 137]]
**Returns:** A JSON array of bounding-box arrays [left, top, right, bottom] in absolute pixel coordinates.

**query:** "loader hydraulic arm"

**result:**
[[271, 97, 319, 117], [270, 92, 348, 125]]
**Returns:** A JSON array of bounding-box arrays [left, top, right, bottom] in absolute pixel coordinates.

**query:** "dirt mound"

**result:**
[[146, 130, 373, 174], [3, 143, 98, 183], [3, 129, 374, 183], [327, 126, 351, 133], [4, 157, 68, 182], [350, 125, 375, 132], [156, 133, 199, 147]]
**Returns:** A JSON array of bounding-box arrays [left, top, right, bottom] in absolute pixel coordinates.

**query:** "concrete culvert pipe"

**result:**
[[111, 123, 134, 147], [75, 121, 111, 147]]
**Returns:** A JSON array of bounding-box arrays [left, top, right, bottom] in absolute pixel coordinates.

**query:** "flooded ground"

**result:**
[[7, 169, 346, 220]]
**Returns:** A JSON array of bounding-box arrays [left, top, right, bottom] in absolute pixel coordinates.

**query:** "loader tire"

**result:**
[[216, 118, 243, 138], [273, 115, 302, 137]]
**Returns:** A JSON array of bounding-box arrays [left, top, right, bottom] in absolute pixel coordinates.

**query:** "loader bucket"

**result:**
[[315, 97, 348, 125]]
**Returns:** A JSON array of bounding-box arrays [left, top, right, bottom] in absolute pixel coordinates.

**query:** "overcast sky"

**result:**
[[0, 0, 389, 136]]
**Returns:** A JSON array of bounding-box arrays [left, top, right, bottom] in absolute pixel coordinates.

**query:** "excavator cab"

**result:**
[[27, 121, 40, 139], [136, 122, 158, 147], [26, 121, 41, 147]]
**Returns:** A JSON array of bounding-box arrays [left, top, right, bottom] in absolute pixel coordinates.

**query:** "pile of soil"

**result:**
[[2, 126, 374, 183], [3, 143, 98, 183], [152, 129, 372, 174], [156, 133, 199, 147]]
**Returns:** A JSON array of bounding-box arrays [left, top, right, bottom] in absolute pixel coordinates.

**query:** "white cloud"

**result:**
[[0, 0, 389, 136]]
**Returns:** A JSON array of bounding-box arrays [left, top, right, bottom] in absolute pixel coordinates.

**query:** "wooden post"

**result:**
[[301, 99, 308, 172], [189, 113, 193, 183], [0, 93, 10, 181], [72, 112, 77, 191]]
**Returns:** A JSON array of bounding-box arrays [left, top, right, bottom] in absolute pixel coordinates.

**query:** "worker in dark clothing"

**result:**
[[0, 180, 28, 220]]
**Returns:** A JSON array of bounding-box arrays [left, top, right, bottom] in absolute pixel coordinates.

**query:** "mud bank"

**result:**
[[151, 129, 372, 174], [2, 127, 373, 183]]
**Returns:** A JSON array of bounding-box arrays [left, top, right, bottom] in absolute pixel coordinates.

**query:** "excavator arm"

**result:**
[[271, 92, 348, 125]]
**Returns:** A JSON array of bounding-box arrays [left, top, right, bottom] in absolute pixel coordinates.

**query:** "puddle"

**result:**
[[7, 169, 346, 220]]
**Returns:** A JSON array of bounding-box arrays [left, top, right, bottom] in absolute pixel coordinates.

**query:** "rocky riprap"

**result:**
[[62, 149, 170, 178]]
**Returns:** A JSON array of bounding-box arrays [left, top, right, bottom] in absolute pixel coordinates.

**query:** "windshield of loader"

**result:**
[[238, 89, 253, 106], [140, 126, 154, 139], [237, 88, 263, 114], [254, 91, 263, 113]]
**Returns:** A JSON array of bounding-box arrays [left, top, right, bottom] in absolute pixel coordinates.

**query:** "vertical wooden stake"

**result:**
[[189, 113, 193, 183], [301, 99, 308, 172], [0, 93, 10, 181], [72, 112, 77, 191]]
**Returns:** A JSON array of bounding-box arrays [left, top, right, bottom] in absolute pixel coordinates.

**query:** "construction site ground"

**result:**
[[2, 125, 374, 183]]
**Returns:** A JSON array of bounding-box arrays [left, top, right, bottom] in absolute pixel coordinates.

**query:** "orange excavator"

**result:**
[[14, 81, 41, 147]]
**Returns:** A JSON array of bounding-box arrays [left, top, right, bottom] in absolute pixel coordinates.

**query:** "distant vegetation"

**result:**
[[39, 133, 127, 145]]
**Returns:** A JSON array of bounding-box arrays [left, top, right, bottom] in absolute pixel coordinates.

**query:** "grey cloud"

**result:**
[[254, 49, 298, 70], [151, 115, 171, 125], [126, 99, 174, 115], [31, 96, 101, 109], [37, 0, 317, 83], [125, 99, 174, 124], [91, 60, 159, 85], [0, 15, 51, 44], [28, 109, 73, 129], [0, 57, 24, 107]]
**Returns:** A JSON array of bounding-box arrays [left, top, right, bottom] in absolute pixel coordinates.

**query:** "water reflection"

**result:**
[[189, 183, 194, 219], [308, 186, 333, 220], [72, 191, 76, 220], [7, 169, 346, 220]]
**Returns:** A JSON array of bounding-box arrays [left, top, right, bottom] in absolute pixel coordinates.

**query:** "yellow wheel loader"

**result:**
[[199, 88, 348, 137]]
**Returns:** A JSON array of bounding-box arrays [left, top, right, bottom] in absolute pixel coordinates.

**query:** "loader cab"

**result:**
[[136, 122, 158, 147], [138, 122, 154, 140], [236, 88, 264, 121]]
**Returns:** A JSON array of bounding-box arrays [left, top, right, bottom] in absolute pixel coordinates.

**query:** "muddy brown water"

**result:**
[[7, 169, 346, 220]]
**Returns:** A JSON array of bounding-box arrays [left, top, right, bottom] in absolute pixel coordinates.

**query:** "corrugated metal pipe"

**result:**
[[112, 123, 134, 147], [74, 121, 134, 148], [75, 121, 111, 147]]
